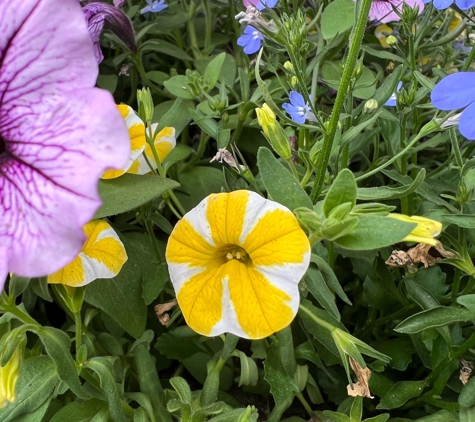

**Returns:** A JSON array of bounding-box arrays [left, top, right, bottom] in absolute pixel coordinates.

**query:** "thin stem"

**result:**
[[3, 303, 41, 328], [74, 311, 82, 358], [450, 127, 464, 170], [309, 0, 373, 202], [202, 0, 212, 51], [296, 392, 313, 417]]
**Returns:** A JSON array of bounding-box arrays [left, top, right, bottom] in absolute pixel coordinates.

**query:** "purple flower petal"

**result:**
[[0, 0, 130, 278], [289, 91, 306, 108], [83, 2, 136, 63], [458, 101, 475, 140], [431, 73, 475, 110]]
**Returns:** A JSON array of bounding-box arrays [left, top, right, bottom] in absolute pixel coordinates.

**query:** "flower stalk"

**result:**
[[309, 0, 373, 203]]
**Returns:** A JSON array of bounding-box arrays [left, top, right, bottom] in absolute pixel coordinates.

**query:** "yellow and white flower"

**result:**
[[102, 105, 175, 179], [47, 220, 128, 287], [165, 190, 311, 340], [387, 214, 442, 246]]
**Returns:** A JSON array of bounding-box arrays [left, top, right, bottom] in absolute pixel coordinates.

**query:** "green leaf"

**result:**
[[357, 169, 425, 201], [362, 45, 409, 65], [175, 166, 226, 211], [264, 340, 299, 408], [443, 214, 475, 229], [140, 39, 193, 61], [257, 147, 312, 210], [170, 377, 192, 405], [134, 344, 172, 422], [322, 411, 350, 422], [37, 327, 89, 399], [350, 397, 363, 422], [234, 350, 258, 387], [203, 53, 226, 91], [0, 356, 59, 422], [457, 294, 475, 313], [85, 232, 148, 338], [50, 399, 109, 422], [13, 399, 51, 422], [95, 174, 179, 218], [377, 380, 426, 409], [394, 307, 475, 334], [162, 144, 194, 171], [321, 0, 355, 39], [310, 255, 351, 305], [371, 65, 404, 106], [84, 357, 128, 422], [304, 266, 340, 321], [334, 215, 416, 250], [324, 169, 357, 218], [163, 75, 194, 99], [460, 376, 475, 408], [155, 97, 183, 134], [155, 328, 203, 360], [8, 275, 30, 299], [322, 63, 376, 99], [460, 406, 475, 422]]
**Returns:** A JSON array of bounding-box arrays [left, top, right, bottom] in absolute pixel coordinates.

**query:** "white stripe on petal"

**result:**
[[167, 261, 208, 294]]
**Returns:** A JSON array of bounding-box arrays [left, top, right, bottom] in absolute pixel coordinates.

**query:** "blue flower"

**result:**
[[141, 0, 168, 14], [385, 81, 402, 107], [237, 26, 264, 55], [431, 72, 475, 139], [422, 0, 475, 9], [282, 91, 316, 124]]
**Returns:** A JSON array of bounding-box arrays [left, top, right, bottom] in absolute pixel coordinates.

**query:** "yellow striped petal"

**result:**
[[102, 105, 146, 179], [47, 220, 128, 287], [166, 190, 311, 339], [128, 125, 176, 175]]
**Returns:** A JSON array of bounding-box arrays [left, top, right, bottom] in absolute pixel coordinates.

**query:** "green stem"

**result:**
[[295, 392, 313, 417], [187, 133, 210, 167], [202, 0, 212, 51], [450, 127, 464, 170], [3, 303, 41, 328], [309, 0, 373, 203], [187, 0, 200, 59], [74, 312, 82, 358]]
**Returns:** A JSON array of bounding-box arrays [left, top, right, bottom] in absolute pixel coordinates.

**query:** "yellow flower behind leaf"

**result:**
[[0, 347, 20, 409], [375, 24, 393, 49], [102, 105, 176, 179], [387, 214, 442, 246], [47, 220, 127, 287], [165, 190, 311, 340]]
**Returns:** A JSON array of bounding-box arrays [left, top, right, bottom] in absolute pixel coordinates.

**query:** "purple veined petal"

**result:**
[[0, 248, 7, 292], [432, 0, 454, 8], [369, 0, 401, 23], [289, 91, 306, 108], [455, 0, 475, 9], [0, 0, 130, 279], [458, 101, 475, 140], [83, 3, 136, 63], [114, 0, 126, 6], [0, 0, 98, 99], [1, 89, 129, 277], [431, 73, 475, 110]]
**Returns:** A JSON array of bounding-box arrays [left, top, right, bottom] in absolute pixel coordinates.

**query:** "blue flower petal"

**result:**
[[289, 91, 306, 108], [422, 0, 432, 3], [432, 73, 475, 110], [243, 37, 262, 54], [237, 34, 253, 47], [458, 101, 475, 140], [456, 0, 475, 8], [432, 0, 454, 8]]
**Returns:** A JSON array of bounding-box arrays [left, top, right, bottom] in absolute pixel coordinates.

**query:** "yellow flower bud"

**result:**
[[284, 61, 294, 73], [364, 99, 379, 114], [386, 35, 398, 46], [387, 214, 442, 246], [255, 104, 291, 159], [0, 347, 21, 409], [255, 104, 276, 140], [291, 76, 298, 89]]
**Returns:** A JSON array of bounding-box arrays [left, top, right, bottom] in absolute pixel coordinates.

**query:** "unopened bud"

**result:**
[[284, 61, 294, 73], [386, 35, 398, 46], [137, 87, 154, 125], [364, 99, 379, 114], [291, 76, 298, 89]]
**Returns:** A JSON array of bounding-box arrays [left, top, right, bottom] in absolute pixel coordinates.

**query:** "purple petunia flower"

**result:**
[[141, 0, 168, 14], [237, 26, 264, 55], [282, 91, 317, 124], [385, 81, 403, 107], [83, 2, 136, 63], [422, 0, 475, 9], [365, 0, 424, 23], [0, 0, 130, 288], [432, 73, 475, 140]]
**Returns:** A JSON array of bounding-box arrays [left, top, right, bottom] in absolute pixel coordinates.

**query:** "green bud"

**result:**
[[294, 207, 322, 232], [363, 99, 379, 114], [321, 216, 359, 241], [137, 87, 154, 124], [386, 35, 398, 46], [255, 104, 291, 159], [201, 369, 220, 407], [328, 202, 353, 221], [284, 61, 294, 73]]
